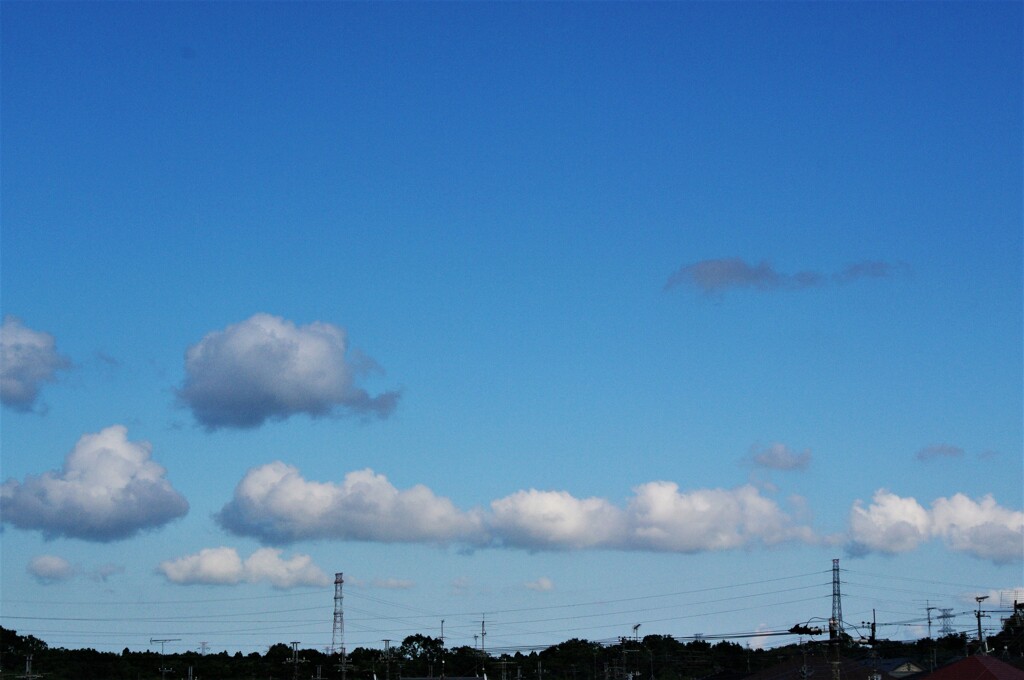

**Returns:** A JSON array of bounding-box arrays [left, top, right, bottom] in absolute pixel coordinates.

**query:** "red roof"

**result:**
[[919, 655, 1024, 680]]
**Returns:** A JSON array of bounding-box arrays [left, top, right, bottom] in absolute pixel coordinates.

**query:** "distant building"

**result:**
[[916, 655, 1024, 680]]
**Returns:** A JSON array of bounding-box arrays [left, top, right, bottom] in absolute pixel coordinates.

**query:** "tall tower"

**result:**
[[830, 559, 843, 640], [937, 609, 955, 637], [332, 573, 345, 658], [829, 559, 843, 680]]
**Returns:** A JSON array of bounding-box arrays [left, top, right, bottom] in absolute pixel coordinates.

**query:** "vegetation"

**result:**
[[2, 619, 1020, 680]]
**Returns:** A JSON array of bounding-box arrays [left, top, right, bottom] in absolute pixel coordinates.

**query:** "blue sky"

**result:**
[[2, 1, 1021, 657]]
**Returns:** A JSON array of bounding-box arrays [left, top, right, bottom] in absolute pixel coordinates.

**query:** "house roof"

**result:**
[[917, 655, 1024, 680]]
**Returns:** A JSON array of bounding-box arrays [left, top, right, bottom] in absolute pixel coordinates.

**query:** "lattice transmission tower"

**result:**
[[830, 558, 843, 638], [332, 573, 346, 662], [937, 608, 955, 637]]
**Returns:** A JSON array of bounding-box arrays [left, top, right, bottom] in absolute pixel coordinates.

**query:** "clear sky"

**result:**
[[1, 1, 1021, 658]]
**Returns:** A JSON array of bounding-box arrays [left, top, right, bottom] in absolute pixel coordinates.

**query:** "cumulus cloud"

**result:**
[[0, 426, 189, 541], [915, 444, 965, 461], [847, 490, 931, 556], [158, 547, 329, 589], [624, 482, 814, 551], [218, 462, 816, 553], [525, 577, 554, 592], [930, 494, 1024, 564], [664, 258, 907, 296], [28, 555, 75, 584], [750, 443, 811, 471], [847, 490, 1023, 564], [490, 489, 626, 549], [217, 462, 487, 545], [491, 483, 814, 552], [178, 314, 399, 430], [1, 316, 71, 412]]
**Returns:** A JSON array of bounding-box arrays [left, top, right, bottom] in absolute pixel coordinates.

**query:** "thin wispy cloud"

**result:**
[[373, 578, 415, 590], [0, 426, 189, 541], [178, 314, 399, 430], [915, 444, 965, 461], [846, 490, 1023, 564], [158, 547, 329, 589], [665, 258, 909, 296], [749, 443, 812, 471], [525, 577, 554, 592], [0, 316, 71, 412]]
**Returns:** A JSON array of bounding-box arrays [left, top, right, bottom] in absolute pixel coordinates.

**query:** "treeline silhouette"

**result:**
[[2, 624, 1018, 680]]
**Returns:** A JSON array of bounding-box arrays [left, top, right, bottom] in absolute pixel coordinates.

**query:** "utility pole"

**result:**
[[383, 640, 392, 680], [287, 642, 307, 680], [440, 620, 446, 680], [975, 596, 990, 654], [925, 604, 937, 672], [150, 637, 180, 680], [481, 617, 487, 657], [16, 655, 43, 680]]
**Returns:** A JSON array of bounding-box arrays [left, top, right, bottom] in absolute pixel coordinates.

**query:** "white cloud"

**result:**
[[930, 494, 1024, 564], [525, 577, 554, 592], [750, 443, 811, 471], [0, 426, 189, 541], [178, 313, 399, 430], [159, 547, 329, 589], [847, 490, 1023, 564], [847, 490, 931, 556], [1, 316, 70, 412], [490, 489, 626, 549], [243, 548, 331, 588], [219, 464, 817, 553], [490, 483, 814, 552], [217, 462, 487, 545], [625, 482, 813, 551], [28, 555, 75, 584]]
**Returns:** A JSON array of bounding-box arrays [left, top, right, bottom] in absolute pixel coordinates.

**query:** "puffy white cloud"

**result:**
[[847, 490, 931, 555], [28, 555, 75, 583], [219, 463, 817, 553], [626, 482, 813, 551], [750, 443, 811, 471], [525, 577, 554, 592], [490, 489, 626, 549], [178, 314, 399, 430], [930, 494, 1024, 564], [847, 491, 1023, 564], [492, 483, 813, 552], [664, 258, 907, 296], [0, 426, 189, 541], [159, 547, 329, 589], [1, 316, 70, 412], [160, 546, 243, 585], [243, 548, 330, 588], [217, 462, 487, 545]]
